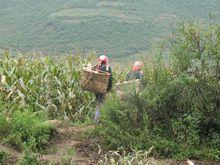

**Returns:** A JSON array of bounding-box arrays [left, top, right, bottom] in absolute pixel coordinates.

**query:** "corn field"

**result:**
[[0, 52, 95, 120]]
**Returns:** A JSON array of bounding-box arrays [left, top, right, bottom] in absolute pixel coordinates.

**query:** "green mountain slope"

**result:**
[[0, 0, 219, 58]]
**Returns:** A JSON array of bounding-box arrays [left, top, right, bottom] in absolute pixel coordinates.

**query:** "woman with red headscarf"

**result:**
[[94, 55, 113, 124], [126, 61, 143, 81]]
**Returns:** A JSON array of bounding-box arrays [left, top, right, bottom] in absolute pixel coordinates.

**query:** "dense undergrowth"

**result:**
[[0, 54, 96, 155], [95, 22, 220, 160]]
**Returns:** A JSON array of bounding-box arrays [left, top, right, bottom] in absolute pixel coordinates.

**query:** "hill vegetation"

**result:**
[[94, 21, 220, 160], [0, 1, 220, 163], [0, 0, 219, 58], [0, 21, 220, 164]]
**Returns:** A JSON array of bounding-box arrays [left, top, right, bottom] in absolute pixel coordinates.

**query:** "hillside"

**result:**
[[1, 22, 220, 164], [0, 0, 219, 58]]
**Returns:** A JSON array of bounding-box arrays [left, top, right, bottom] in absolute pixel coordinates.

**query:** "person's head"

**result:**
[[98, 55, 108, 66], [132, 61, 141, 71]]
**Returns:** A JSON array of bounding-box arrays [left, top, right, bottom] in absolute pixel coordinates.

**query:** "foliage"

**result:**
[[0, 0, 219, 57], [0, 150, 8, 165], [0, 54, 96, 153], [112, 65, 126, 84], [171, 21, 220, 76], [61, 148, 75, 165], [1, 109, 55, 151], [18, 146, 39, 165], [0, 53, 95, 120], [94, 22, 220, 160], [99, 147, 155, 165], [96, 92, 150, 150], [0, 113, 10, 139]]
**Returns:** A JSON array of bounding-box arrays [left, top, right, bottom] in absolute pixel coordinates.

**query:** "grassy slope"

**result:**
[[0, 0, 219, 58]]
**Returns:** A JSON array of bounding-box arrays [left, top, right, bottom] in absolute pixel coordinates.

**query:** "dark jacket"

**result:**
[[126, 70, 142, 81], [99, 65, 113, 91]]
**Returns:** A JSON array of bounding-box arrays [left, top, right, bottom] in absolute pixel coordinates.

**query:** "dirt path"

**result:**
[[0, 123, 96, 165], [39, 125, 96, 165]]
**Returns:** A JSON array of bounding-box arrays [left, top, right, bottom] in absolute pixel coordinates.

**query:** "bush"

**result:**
[[95, 93, 150, 151], [3, 110, 55, 151], [94, 22, 220, 160]]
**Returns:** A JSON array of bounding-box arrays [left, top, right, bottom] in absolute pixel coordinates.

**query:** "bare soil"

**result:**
[[0, 123, 96, 165]]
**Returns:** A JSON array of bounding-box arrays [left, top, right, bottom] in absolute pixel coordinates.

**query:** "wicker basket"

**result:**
[[115, 79, 141, 93], [80, 67, 110, 94]]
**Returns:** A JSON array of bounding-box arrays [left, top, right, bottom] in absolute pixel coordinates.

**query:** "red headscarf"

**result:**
[[132, 61, 141, 71], [98, 55, 108, 69], [98, 55, 108, 64]]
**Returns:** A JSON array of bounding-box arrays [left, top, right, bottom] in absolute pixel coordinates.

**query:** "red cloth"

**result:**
[[98, 55, 108, 70], [132, 65, 141, 71]]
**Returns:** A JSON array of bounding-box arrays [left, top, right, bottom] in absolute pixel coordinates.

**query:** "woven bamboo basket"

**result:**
[[80, 67, 110, 94], [115, 79, 141, 91]]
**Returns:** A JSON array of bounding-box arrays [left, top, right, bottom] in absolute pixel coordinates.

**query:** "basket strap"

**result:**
[[99, 65, 109, 72]]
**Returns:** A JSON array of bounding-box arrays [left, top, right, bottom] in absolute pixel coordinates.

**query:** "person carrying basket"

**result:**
[[94, 55, 113, 124]]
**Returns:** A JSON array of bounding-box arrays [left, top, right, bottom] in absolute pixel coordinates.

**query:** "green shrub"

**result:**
[[95, 93, 150, 151], [19, 146, 39, 165], [4, 110, 55, 151]]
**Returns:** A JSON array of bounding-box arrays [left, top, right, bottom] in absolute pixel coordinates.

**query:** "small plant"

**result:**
[[61, 148, 75, 165], [19, 146, 39, 165]]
